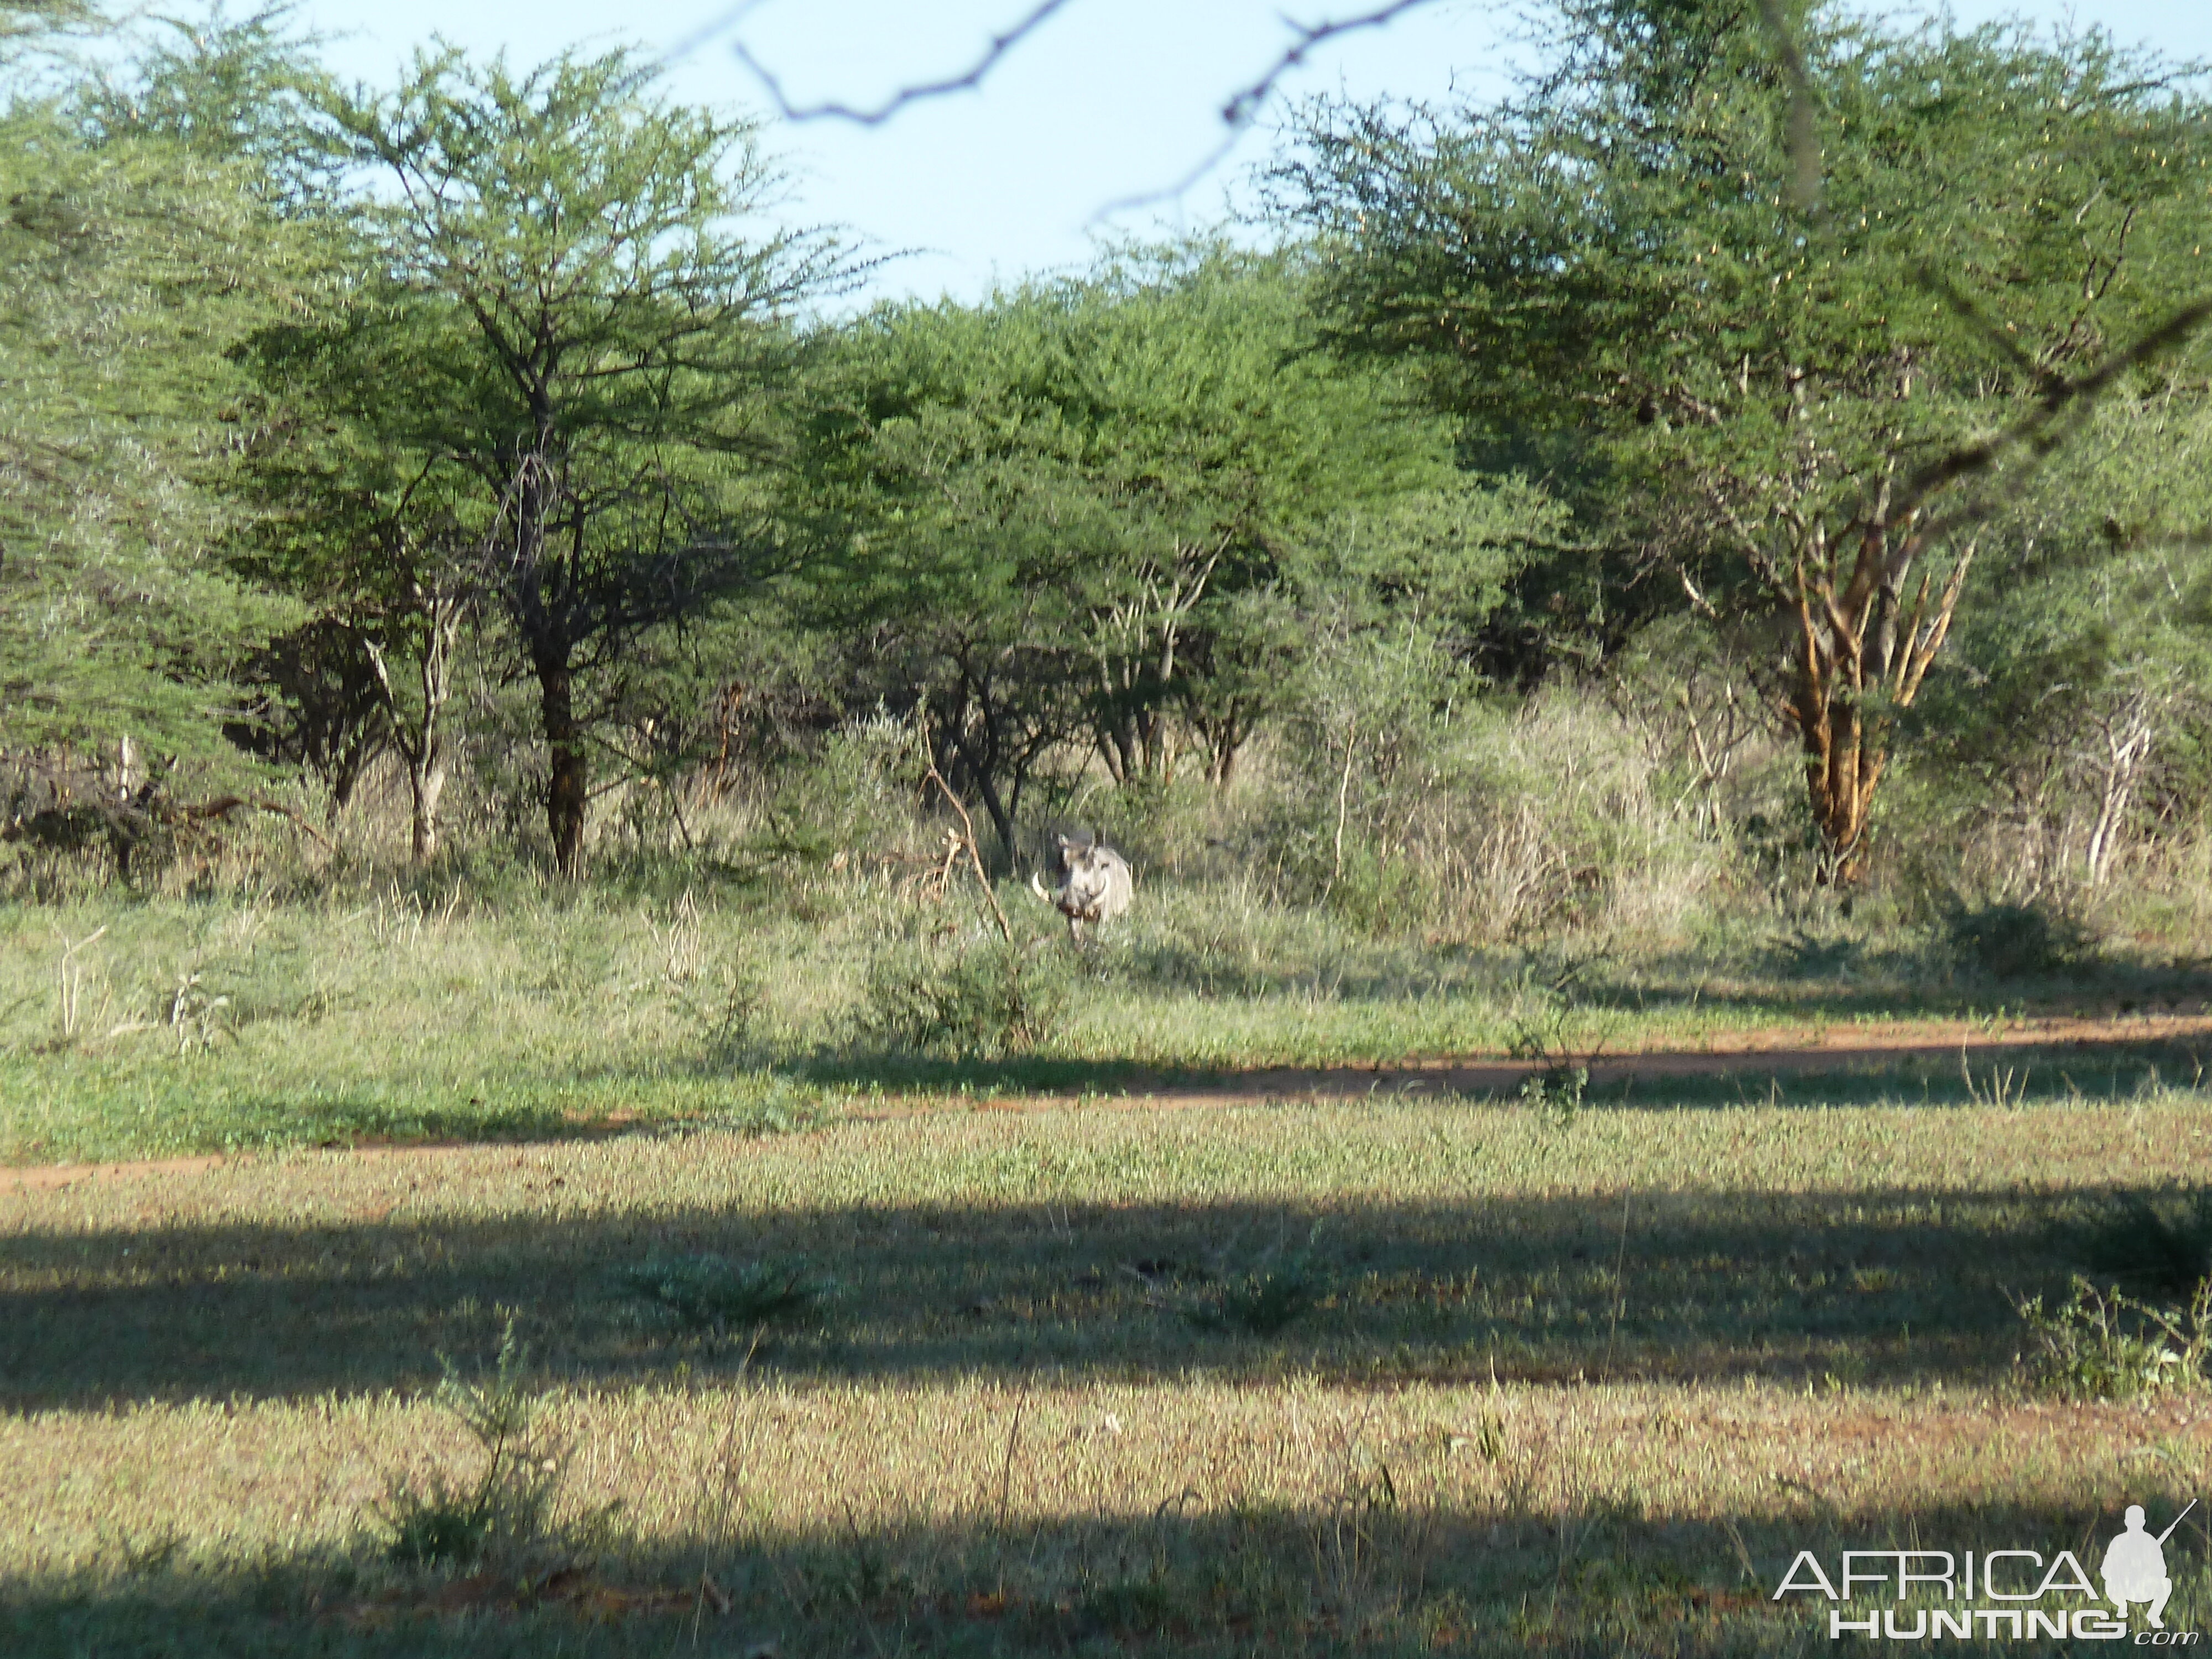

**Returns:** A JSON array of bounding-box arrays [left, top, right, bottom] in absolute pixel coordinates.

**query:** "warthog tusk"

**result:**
[[1029, 872, 1053, 905]]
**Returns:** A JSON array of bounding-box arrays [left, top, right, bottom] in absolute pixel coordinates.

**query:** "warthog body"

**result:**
[[1030, 833, 1133, 943]]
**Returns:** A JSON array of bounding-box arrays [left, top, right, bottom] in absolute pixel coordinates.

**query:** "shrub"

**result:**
[[1946, 900, 2096, 978], [857, 936, 1068, 1058], [2070, 1188, 2212, 1299], [371, 1321, 561, 1569], [1504, 945, 1611, 1124], [2012, 1276, 2211, 1402], [1186, 1246, 1330, 1337], [756, 709, 919, 865], [1519, 1063, 1590, 1125]]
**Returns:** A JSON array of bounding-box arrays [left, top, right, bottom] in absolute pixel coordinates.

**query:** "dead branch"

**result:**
[[702, 0, 1444, 217], [1752, 0, 1824, 216], [924, 764, 1014, 942], [715, 0, 1076, 124], [1903, 296, 2212, 542], [1094, 0, 1442, 215], [1220, 0, 1438, 128]]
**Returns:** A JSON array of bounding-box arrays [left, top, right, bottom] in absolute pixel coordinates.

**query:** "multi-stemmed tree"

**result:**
[[795, 248, 1465, 852]]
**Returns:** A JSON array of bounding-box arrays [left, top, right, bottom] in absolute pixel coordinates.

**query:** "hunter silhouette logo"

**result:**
[[2105, 1501, 2195, 1630], [1772, 1498, 2201, 1640]]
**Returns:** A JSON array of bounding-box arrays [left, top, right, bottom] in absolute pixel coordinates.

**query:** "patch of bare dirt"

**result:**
[[0, 1154, 228, 1194]]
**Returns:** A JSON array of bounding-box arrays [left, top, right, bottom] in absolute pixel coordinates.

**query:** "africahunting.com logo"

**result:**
[[1772, 1501, 2199, 1642]]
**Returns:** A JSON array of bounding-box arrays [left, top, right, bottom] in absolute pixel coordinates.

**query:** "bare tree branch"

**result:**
[[692, 0, 1448, 218], [1903, 294, 2212, 529], [1088, 126, 1249, 220], [660, 0, 773, 70], [1752, 0, 1824, 216], [709, 0, 1078, 125], [1090, 1, 1448, 217], [1913, 259, 2063, 395], [925, 764, 1013, 941], [1220, 0, 1440, 128]]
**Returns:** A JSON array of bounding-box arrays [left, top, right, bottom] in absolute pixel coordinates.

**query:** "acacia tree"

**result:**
[[799, 249, 1457, 852], [1908, 391, 2212, 889], [791, 300, 1095, 853], [1283, 0, 2212, 880], [72, 6, 487, 861], [0, 4, 310, 792], [1047, 251, 1449, 786], [325, 49, 840, 873]]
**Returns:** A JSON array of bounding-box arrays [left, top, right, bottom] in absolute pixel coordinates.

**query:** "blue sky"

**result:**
[[280, 0, 2212, 304]]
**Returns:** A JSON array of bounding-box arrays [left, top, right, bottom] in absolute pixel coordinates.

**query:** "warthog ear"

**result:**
[[1056, 833, 1072, 850]]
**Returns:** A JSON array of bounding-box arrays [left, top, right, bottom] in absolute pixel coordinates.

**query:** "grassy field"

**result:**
[[7, 877, 2211, 1165], [6, 874, 2212, 1654], [7, 1092, 2212, 1655]]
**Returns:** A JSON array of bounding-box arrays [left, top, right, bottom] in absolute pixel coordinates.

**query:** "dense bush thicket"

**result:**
[[6, 0, 2212, 948]]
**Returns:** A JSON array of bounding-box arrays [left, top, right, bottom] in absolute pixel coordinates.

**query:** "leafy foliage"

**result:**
[[1944, 901, 2096, 979], [858, 935, 1071, 1058], [294, 47, 846, 872], [788, 247, 1521, 849], [371, 1321, 562, 1568], [1185, 1244, 1332, 1337], [6, 0, 2212, 933], [1282, 0, 2212, 876], [0, 44, 310, 761], [2013, 1276, 2211, 1402]]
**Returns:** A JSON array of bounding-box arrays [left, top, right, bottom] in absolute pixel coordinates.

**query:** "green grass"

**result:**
[[9, 872, 2212, 1652], [7, 876, 2210, 1164], [6, 1097, 2212, 1655]]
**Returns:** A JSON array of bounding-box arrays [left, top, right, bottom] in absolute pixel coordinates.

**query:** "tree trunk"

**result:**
[[1199, 706, 1245, 787], [538, 654, 588, 877], [961, 735, 1014, 862], [1780, 513, 1974, 885], [2084, 692, 2157, 886], [406, 752, 447, 863], [363, 589, 463, 867]]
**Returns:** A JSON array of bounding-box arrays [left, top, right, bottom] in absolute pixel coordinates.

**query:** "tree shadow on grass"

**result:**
[[0, 1180, 2182, 1410], [796, 1030, 2211, 1111], [6, 1485, 2206, 1659], [1575, 954, 2212, 1024], [1093, 925, 2212, 1022]]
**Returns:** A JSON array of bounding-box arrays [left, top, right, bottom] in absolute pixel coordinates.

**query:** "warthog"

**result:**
[[1030, 832, 1133, 943]]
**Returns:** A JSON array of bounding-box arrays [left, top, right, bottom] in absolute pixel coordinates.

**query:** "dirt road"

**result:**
[[8, 1008, 2206, 1194]]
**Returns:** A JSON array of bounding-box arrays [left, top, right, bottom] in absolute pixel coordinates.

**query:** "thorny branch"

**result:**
[[1094, 1, 1442, 216], [687, 0, 1447, 211], [1752, 0, 1824, 215], [1220, 0, 1439, 128]]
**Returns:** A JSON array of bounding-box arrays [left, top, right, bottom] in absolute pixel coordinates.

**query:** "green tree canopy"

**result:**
[[1281, 0, 2212, 879], [0, 6, 320, 779], [306, 46, 845, 873], [791, 248, 1499, 850]]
